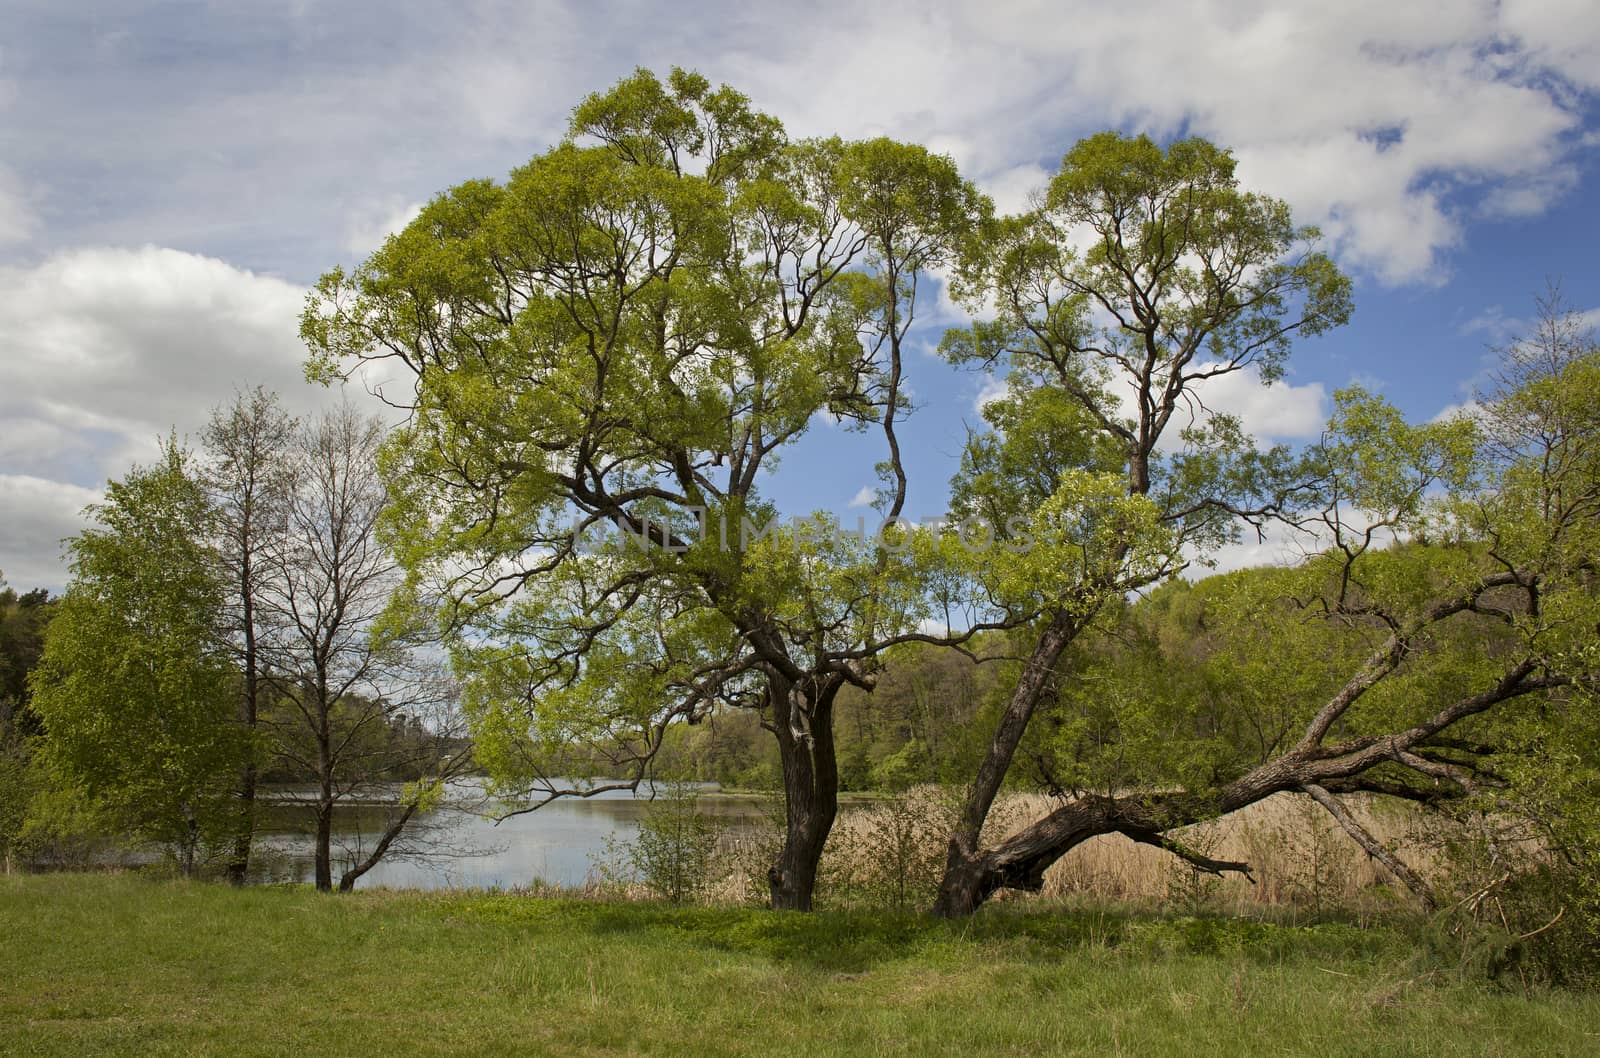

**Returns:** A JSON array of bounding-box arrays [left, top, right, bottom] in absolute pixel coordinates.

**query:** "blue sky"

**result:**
[[2, 0, 1597, 589]]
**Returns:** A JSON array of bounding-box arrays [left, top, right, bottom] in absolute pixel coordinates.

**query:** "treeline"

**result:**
[[0, 394, 468, 889]]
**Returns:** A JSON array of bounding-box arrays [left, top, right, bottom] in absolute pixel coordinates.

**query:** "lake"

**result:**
[[246, 781, 771, 890]]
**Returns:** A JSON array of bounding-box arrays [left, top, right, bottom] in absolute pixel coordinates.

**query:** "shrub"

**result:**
[[598, 782, 727, 905]]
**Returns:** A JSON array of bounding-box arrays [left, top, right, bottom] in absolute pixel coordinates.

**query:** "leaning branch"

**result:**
[[1121, 826, 1256, 883], [1302, 782, 1436, 910]]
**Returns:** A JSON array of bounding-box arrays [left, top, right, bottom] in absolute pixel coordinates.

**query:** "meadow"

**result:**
[[4, 872, 1598, 1058]]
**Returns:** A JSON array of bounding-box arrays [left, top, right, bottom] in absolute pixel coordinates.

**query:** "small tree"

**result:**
[[202, 386, 296, 884], [261, 402, 469, 891], [608, 782, 727, 905], [29, 439, 243, 875]]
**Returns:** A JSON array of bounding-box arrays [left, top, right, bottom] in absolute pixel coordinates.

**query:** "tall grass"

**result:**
[[701, 788, 1446, 917]]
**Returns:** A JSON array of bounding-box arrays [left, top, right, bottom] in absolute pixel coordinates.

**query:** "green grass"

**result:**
[[2, 874, 1597, 1056]]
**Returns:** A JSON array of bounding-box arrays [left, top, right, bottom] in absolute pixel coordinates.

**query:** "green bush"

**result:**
[[599, 782, 727, 904]]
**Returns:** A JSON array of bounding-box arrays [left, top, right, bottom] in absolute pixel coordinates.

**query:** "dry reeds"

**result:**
[[703, 787, 1448, 915]]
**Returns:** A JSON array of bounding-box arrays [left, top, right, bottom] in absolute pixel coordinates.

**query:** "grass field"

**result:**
[[2, 874, 1598, 1057]]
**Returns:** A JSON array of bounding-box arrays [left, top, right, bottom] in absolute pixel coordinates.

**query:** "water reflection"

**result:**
[[246, 781, 768, 890]]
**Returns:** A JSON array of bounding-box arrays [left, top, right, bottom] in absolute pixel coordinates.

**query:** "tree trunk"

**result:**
[[767, 676, 841, 911], [313, 773, 334, 892], [178, 812, 199, 879], [934, 608, 1078, 917], [313, 682, 334, 891], [224, 590, 259, 886], [936, 792, 1209, 917], [338, 801, 420, 892], [313, 805, 333, 891]]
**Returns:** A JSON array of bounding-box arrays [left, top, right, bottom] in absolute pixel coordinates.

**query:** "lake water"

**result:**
[[246, 782, 770, 891]]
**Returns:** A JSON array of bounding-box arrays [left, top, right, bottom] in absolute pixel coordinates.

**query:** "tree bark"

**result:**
[[314, 750, 334, 891], [338, 801, 419, 892], [1302, 782, 1436, 910], [767, 675, 841, 911], [224, 574, 259, 885], [934, 608, 1078, 917], [313, 801, 333, 892]]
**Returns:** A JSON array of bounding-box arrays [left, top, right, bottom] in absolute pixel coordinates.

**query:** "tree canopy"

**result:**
[[28, 439, 243, 875], [304, 67, 996, 908]]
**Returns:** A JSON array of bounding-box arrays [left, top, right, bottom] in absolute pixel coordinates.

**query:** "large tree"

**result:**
[[931, 131, 1353, 913], [303, 69, 991, 909], [29, 440, 243, 876], [932, 281, 1597, 914]]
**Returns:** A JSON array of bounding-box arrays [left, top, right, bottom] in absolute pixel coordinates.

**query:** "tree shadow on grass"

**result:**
[[440, 896, 1396, 974]]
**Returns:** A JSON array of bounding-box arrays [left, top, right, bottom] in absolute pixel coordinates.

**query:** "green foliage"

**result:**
[[0, 735, 32, 867], [27, 438, 243, 871], [822, 789, 957, 911], [301, 67, 994, 842], [3, 758, 116, 869], [943, 130, 1352, 597], [0, 577, 52, 739], [599, 782, 727, 904]]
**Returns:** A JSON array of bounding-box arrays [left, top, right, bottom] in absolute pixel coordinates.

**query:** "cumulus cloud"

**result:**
[[700, 0, 1598, 285], [848, 486, 877, 508], [1183, 367, 1329, 444], [0, 246, 394, 586], [5, 2, 1594, 288], [1430, 399, 1486, 425], [973, 375, 1011, 414], [1195, 519, 1310, 577], [342, 198, 425, 258], [0, 475, 102, 593], [0, 247, 322, 480]]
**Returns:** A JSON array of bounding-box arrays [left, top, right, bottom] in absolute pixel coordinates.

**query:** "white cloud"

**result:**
[[342, 198, 425, 258], [7, 2, 1595, 291], [0, 245, 367, 477], [708, 0, 1597, 285], [1185, 367, 1329, 444], [981, 162, 1050, 217], [1430, 399, 1485, 425], [1187, 505, 1401, 578], [974, 375, 1011, 414], [1193, 519, 1309, 576], [0, 475, 102, 593], [0, 245, 392, 586], [848, 486, 877, 508]]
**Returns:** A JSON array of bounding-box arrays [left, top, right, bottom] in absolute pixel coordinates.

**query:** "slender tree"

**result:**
[[933, 132, 1352, 913], [262, 402, 467, 891], [202, 387, 295, 884]]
